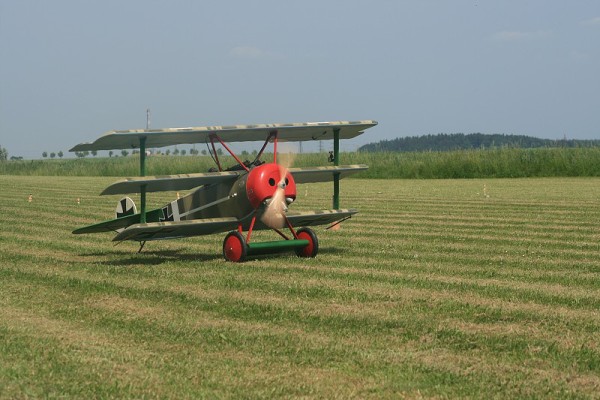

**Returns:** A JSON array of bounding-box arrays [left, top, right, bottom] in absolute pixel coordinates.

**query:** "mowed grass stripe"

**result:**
[[4, 263, 598, 350], [2, 261, 599, 398], [1, 286, 584, 398], [4, 248, 600, 323], [346, 226, 599, 257], [2, 176, 600, 397], [3, 233, 599, 331], [5, 229, 599, 310], [5, 231, 596, 304], [1, 299, 363, 398], [2, 231, 597, 307], [356, 210, 600, 230], [2, 265, 598, 360], [1, 252, 596, 340]]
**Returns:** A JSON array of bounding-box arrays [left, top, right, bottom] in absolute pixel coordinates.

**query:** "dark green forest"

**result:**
[[358, 133, 600, 152]]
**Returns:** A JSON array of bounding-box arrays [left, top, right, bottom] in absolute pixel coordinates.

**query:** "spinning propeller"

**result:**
[[261, 149, 297, 229]]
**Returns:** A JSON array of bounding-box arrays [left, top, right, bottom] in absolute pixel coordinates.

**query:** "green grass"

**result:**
[[3, 146, 600, 178], [1, 175, 600, 398]]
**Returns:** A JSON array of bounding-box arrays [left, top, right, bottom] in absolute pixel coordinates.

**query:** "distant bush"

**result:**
[[361, 147, 600, 179], [2, 148, 600, 179]]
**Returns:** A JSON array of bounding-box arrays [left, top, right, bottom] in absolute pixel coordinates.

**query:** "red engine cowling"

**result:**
[[246, 163, 296, 209]]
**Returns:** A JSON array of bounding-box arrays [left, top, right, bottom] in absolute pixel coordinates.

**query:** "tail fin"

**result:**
[[115, 197, 137, 219], [115, 197, 137, 233], [72, 197, 143, 235]]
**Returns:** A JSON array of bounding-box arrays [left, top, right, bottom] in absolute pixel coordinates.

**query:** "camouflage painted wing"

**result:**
[[289, 165, 368, 184], [70, 120, 377, 151], [111, 209, 357, 242], [101, 171, 242, 195], [112, 217, 241, 242], [285, 209, 357, 227], [98, 165, 365, 196]]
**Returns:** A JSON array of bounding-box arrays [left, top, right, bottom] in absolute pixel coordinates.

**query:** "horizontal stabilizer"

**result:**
[[73, 213, 141, 234], [101, 171, 241, 195], [112, 209, 358, 242], [289, 165, 368, 184], [70, 120, 377, 151]]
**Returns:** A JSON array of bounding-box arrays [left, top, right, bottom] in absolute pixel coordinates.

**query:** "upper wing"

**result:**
[[101, 171, 242, 195], [111, 209, 357, 242], [289, 165, 368, 184], [70, 120, 377, 151]]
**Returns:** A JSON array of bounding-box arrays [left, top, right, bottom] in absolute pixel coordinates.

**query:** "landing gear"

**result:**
[[295, 227, 319, 258], [222, 227, 318, 262], [223, 231, 247, 262]]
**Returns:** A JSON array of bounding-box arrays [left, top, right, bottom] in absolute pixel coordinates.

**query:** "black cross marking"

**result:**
[[117, 198, 135, 218], [160, 205, 174, 222]]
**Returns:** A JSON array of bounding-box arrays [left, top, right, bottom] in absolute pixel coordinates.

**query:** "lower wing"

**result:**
[[111, 209, 357, 242], [285, 209, 357, 227]]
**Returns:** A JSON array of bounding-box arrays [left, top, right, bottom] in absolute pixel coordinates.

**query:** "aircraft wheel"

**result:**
[[295, 227, 318, 258], [223, 231, 247, 262]]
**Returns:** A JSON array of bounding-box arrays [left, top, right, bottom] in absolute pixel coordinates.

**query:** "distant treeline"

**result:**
[[358, 133, 600, 152]]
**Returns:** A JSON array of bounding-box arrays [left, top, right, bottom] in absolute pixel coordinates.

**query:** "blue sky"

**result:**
[[1, 1, 599, 158]]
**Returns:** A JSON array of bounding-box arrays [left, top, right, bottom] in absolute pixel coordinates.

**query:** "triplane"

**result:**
[[70, 120, 377, 262]]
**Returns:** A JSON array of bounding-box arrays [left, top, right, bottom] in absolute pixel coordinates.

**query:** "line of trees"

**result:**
[[0, 146, 24, 161], [359, 133, 600, 152], [66, 147, 218, 158], [42, 151, 65, 159], [5, 146, 251, 161], [0, 145, 235, 162]]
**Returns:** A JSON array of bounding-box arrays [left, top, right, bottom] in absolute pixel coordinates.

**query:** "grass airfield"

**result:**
[[1, 175, 599, 398]]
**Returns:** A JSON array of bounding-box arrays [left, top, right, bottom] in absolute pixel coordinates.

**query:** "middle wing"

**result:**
[[100, 164, 366, 195], [101, 171, 242, 195], [289, 165, 368, 184]]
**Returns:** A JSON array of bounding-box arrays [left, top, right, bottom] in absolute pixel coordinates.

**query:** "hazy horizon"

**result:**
[[2, 1, 599, 159]]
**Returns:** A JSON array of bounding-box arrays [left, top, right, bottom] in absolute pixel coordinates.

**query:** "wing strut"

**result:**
[[255, 131, 276, 163], [333, 128, 340, 209], [210, 133, 250, 172], [140, 136, 147, 223], [209, 138, 222, 171]]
